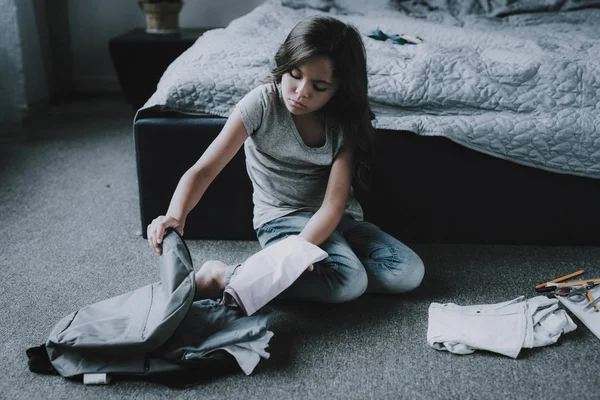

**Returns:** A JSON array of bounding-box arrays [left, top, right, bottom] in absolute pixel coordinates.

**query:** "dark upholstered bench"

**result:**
[[134, 114, 600, 245]]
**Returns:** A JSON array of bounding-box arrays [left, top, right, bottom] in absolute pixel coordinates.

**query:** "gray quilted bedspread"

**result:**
[[142, 1, 600, 178]]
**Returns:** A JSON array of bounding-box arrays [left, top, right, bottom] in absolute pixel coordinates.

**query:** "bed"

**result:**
[[133, 0, 600, 245]]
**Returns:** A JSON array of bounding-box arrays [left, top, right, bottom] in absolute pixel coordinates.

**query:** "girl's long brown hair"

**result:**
[[267, 16, 375, 191]]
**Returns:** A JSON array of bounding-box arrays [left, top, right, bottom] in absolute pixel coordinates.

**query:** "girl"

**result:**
[[147, 16, 425, 302]]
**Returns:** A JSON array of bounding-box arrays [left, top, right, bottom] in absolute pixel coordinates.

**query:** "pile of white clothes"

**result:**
[[427, 296, 577, 358]]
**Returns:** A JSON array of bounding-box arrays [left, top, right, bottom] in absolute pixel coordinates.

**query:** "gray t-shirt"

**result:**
[[236, 82, 364, 230]]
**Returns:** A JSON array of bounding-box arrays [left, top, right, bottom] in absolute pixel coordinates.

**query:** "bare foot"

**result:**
[[194, 260, 227, 300]]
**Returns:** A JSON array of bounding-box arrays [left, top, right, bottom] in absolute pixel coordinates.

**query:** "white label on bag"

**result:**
[[83, 373, 111, 385]]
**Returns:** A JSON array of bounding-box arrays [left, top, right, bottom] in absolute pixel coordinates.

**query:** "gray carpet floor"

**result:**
[[1, 97, 599, 399]]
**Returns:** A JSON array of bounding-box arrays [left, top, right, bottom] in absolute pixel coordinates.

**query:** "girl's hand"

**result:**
[[147, 215, 183, 255]]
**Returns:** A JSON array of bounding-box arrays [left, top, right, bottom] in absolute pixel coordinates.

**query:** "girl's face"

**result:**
[[281, 55, 338, 116]]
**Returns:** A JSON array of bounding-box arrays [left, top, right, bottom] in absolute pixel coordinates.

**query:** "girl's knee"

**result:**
[[403, 253, 425, 292], [379, 252, 425, 294], [321, 261, 368, 303]]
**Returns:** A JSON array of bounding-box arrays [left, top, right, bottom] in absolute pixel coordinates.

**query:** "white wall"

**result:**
[[67, 0, 265, 93]]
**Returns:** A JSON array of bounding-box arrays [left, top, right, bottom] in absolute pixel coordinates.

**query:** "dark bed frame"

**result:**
[[134, 113, 600, 245]]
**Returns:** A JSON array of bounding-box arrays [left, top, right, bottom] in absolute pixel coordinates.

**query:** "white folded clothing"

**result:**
[[522, 296, 577, 348], [224, 235, 328, 316], [427, 296, 577, 358]]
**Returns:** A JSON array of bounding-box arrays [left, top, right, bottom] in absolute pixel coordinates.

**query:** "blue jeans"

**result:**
[[253, 211, 425, 303]]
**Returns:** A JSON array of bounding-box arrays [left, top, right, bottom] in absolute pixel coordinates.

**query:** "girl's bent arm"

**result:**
[[148, 108, 247, 254], [299, 146, 353, 246]]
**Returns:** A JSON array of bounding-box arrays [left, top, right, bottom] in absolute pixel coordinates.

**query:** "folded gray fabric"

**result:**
[[427, 296, 577, 358]]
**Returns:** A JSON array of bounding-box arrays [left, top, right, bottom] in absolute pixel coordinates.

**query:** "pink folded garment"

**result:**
[[223, 235, 328, 316]]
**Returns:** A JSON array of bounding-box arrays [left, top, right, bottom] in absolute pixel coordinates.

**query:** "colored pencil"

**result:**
[[535, 269, 585, 289]]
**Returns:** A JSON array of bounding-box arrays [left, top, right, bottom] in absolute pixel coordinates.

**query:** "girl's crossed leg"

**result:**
[[254, 211, 424, 303]]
